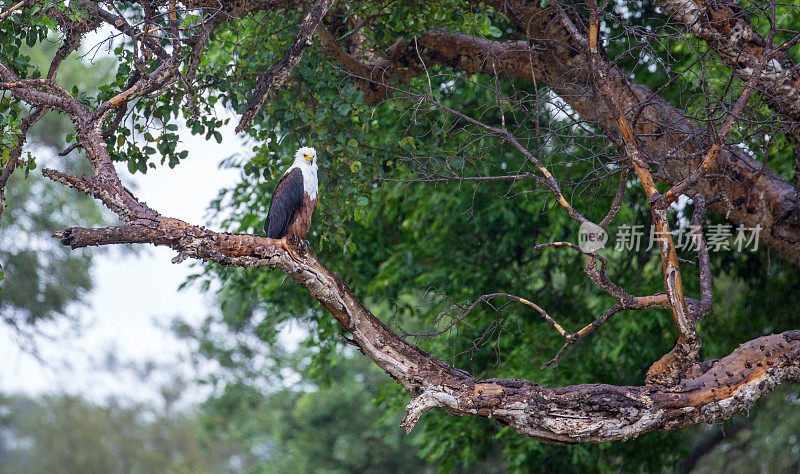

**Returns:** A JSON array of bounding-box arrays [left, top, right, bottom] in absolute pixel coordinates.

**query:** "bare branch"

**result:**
[[599, 167, 629, 228], [313, 0, 800, 267], [691, 194, 713, 318], [3, 0, 800, 445], [45, 207, 800, 444], [95, 6, 170, 60], [578, 0, 698, 384], [0, 0, 27, 21], [662, 45, 772, 205], [403, 292, 568, 340]]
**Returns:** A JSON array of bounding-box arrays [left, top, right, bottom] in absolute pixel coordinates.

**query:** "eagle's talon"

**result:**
[[281, 237, 302, 263]]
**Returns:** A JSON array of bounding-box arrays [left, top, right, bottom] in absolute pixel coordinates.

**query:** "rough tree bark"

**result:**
[[319, 0, 800, 267], [2, 0, 800, 445], [653, 0, 800, 124], [50, 216, 800, 443]]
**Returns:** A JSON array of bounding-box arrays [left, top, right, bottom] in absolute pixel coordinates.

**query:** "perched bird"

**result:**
[[264, 146, 318, 259]]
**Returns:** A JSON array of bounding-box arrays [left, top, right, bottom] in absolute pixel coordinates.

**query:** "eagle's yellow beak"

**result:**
[[304, 154, 312, 161]]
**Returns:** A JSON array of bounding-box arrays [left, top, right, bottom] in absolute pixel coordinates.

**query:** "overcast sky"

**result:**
[[0, 115, 244, 403]]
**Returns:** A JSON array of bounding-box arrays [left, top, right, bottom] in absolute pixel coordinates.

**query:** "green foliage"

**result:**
[[186, 3, 800, 471], [0, 170, 103, 325], [0, 100, 23, 162], [0, 390, 231, 473], [0, 34, 111, 329], [4, 1, 800, 471], [173, 316, 438, 472], [601, 0, 800, 179]]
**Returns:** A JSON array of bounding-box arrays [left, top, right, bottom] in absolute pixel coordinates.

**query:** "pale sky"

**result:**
[[0, 27, 306, 405], [0, 114, 244, 403]]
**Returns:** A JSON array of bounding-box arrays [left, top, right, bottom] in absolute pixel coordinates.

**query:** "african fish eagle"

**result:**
[[264, 146, 318, 258]]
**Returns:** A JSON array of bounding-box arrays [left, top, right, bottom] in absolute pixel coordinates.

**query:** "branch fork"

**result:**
[[2, 0, 800, 445]]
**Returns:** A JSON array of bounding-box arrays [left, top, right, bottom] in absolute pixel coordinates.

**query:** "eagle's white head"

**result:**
[[288, 146, 319, 199], [293, 146, 318, 168]]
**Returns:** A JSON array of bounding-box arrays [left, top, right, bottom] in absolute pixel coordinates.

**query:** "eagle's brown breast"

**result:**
[[284, 192, 317, 239]]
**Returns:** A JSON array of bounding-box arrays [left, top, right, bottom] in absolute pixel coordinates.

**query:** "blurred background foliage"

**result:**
[[0, 36, 111, 343], [2, 0, 800, 472]]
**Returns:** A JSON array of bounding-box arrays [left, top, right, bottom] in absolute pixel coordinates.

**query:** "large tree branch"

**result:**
[[319, 3, 800, 266], [482, 1, 800, 265], [653, 0, 800, 125], [33, 73, 800, 441], [577, 1, 699, 384], [485, 0, 800, 266], [480, 0, 800, 265], [48, 215, 800, 443], [4, 0, 800, 444]]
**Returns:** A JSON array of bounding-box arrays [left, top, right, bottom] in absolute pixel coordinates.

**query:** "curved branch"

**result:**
[[576, 2, 699, 384], [319, 3, 800, 267], [5, 0, 800, 445], [479, 0, 800, 266], [40, 119, 800, 442], [38, 108, 800, 442], [653, 0, 800, 124], [6, 0, 799, 265], [49, 216, 800, 443]]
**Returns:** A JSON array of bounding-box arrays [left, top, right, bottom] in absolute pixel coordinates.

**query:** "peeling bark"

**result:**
[[654, 0, 800, 124], [4, 0, 800, 445], [48, 213, 800, 443], [317, 1, 800, 266]]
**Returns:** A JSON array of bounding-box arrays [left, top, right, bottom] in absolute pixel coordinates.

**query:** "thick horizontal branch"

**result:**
[[482, 0, 800, 265], [51, 220, 800, 443], [8, 0, 800, 444], [402, 329, 800, 442], [52, 220, 469, 391], [8, 0, 796, 265]]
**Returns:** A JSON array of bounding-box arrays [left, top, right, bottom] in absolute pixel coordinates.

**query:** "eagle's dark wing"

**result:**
[[264, 167, 304, 238]]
